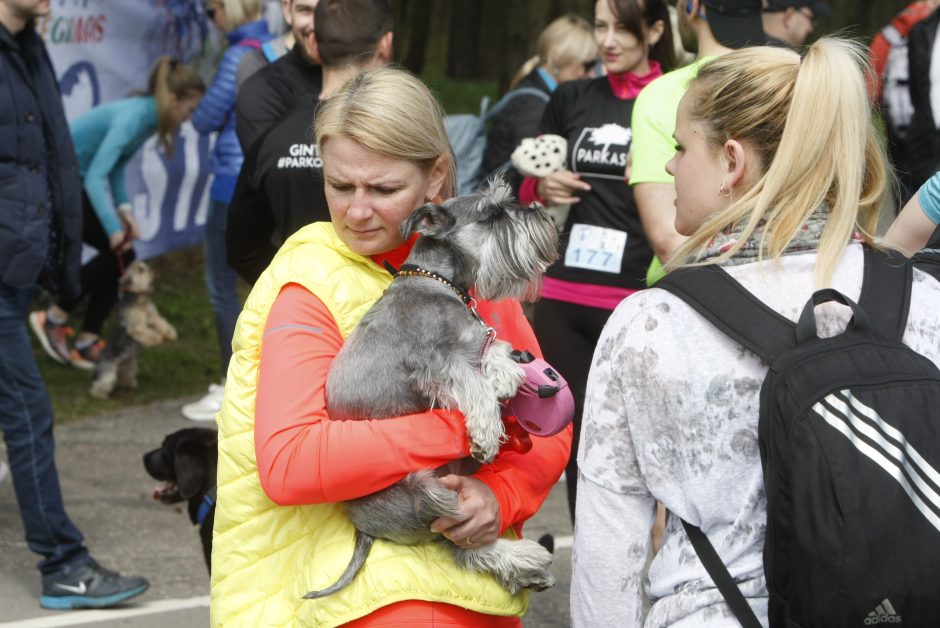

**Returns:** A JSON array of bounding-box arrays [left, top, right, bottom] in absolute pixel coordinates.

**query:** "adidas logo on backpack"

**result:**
[[865, 598, 902, 625], [661, 248, 940, 627]]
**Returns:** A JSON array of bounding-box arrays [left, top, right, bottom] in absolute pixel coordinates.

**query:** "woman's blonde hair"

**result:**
[[667, 38, 889, 287], [314, 67, 457, 199], [218, 0, 263, 30], [511, 15, 597, 89], [147, 57, 205, 156]]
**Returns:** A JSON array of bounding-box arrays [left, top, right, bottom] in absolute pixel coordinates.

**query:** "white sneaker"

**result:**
[[181, 383, 224, 422], [0, 460, 8, 483]]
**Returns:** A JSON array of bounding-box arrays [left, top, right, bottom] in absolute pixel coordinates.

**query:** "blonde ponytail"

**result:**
[[667, 38, 889, 287], [149, 57, 174, 155], [147, 56, 205, 156], [510, 56, 540, 90]]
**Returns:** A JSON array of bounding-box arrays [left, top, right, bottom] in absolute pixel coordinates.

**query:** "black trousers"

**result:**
[[532, 296, 613, 524], [57, 192, 135, 336]]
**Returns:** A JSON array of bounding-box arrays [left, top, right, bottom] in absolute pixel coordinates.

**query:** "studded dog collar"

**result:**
[[383, 261, 497, 354]]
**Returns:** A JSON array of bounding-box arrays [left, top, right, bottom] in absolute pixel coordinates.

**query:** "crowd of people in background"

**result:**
[[3, 0, 940, 624]]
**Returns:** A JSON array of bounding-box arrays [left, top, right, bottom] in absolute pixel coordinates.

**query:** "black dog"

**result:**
[[143, 427, 217, 572]]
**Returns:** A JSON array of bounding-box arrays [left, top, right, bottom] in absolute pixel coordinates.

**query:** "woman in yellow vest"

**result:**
[[211, 67, 572, 627]]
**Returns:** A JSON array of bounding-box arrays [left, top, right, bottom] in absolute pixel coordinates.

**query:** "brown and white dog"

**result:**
[[89, 260, 177, 399]]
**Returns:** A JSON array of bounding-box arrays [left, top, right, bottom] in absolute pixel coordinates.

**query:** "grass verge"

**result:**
[[36, 246, 226, 425]]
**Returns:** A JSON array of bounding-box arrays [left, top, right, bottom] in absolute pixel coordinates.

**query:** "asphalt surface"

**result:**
[[0, 396, 575, 627]]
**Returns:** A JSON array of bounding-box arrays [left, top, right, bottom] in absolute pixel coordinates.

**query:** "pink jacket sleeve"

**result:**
[[255, 283, 470, 505], [255, 285, 572, 534]]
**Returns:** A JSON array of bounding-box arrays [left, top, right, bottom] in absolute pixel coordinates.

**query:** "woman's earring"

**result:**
[[718, 181, 731, 197]]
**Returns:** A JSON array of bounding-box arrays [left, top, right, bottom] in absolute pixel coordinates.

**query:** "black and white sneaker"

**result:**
[[40, 559, 149, 610]]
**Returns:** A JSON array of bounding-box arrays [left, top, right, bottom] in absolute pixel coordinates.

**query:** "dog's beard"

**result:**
[[474, 211, 559, 301]]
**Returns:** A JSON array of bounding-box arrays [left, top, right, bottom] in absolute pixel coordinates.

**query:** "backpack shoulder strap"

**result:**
[[484, 87, 550, 122], [858, 246, 913, 342], [657, 265, 797, 363], [912, 247, 940, 282], [659, 249, 913, 354], [680, 519, 763, 628]]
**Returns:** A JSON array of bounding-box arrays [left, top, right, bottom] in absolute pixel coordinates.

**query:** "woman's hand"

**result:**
[[118, 204, 141, 240], [537, 170, 591, 206], [430, 475, 502, 548], [109, 229, 132, 253]]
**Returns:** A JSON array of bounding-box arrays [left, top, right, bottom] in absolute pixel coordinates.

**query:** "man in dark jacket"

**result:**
[[235, 0, 322, 153], [0, 0, 148, 609], [227, 0, 392, 284]]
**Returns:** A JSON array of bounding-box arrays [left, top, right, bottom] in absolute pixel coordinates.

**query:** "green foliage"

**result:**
[[424, 74, 500, 115], [36, 246, 226, 425]]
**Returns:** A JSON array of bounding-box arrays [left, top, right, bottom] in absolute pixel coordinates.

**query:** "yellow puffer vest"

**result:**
[[210, 223, 529, 627]]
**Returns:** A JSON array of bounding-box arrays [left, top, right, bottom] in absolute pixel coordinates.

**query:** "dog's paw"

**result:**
[[469, 440, 498, 464], [483, 342, 526, 400], [132, 331, 163, 348], [506, 568, 555, 594], [466, 406, 505, 464], [88, 384, 110, 400], [499, 539, 555, 594]]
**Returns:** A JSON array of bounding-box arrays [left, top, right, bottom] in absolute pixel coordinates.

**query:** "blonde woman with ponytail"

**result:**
[[482, 14, 597, 187], [572, 38, 940, 627], [30, 57, 204, 370]]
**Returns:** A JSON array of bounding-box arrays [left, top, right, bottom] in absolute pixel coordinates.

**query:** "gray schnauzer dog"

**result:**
[[89, 260, 177, 399], [306, 179, 560, 600]]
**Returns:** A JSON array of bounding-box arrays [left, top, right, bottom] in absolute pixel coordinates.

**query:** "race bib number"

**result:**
[[564, 224, 627, 274]]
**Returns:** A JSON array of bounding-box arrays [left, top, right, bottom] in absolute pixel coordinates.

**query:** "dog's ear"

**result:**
[[399, 203, 456, 239], [174, 441, 210, 500]]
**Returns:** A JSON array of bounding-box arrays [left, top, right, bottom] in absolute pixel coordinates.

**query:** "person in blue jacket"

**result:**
[[30, 57, 204, 370], [1, 0, 149, 609], [183, 0, 272, 422]]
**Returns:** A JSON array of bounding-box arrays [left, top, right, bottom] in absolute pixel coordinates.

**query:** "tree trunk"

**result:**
[[400, 0, 433, 74], [447, 0, 484, 79]]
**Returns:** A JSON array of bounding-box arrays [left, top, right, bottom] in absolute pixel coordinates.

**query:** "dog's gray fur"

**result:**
[[90, 261, 177, 399], [306, 178, 559, 599]]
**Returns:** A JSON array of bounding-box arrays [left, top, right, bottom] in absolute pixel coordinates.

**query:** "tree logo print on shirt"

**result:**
[[572, 123, 632, 180]]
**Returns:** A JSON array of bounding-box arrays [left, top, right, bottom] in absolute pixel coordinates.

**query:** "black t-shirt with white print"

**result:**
[[538, 77, 650, 290], [228, 100, 328, 284]]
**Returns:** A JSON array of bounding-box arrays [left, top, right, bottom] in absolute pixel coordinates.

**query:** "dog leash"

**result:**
[[115, 225, 133, 278], [384, 261, 497, 356]]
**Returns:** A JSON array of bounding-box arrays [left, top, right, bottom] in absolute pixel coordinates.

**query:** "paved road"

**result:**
[[0, 397, 574, 627]]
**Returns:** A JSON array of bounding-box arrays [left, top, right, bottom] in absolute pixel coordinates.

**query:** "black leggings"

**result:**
[[57, 192, 135, 336], [532, 297, 613, 524]]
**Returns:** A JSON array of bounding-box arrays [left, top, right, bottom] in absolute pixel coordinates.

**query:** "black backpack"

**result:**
[[657, 248, 940, 627]]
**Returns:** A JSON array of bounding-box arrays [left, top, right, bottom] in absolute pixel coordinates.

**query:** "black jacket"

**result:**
[[907, 8, 940, 188], [234, 44, 322, 152], [482, 69, 552, 191], [0, 21, 81, 299], [227, 101, 328, 284]]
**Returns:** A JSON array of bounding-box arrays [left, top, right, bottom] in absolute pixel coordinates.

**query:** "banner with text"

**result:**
[[43, 0, 218, 260]]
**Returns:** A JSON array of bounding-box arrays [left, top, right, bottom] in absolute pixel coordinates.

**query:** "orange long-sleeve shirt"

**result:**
[[254, 250, 572, 535]]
